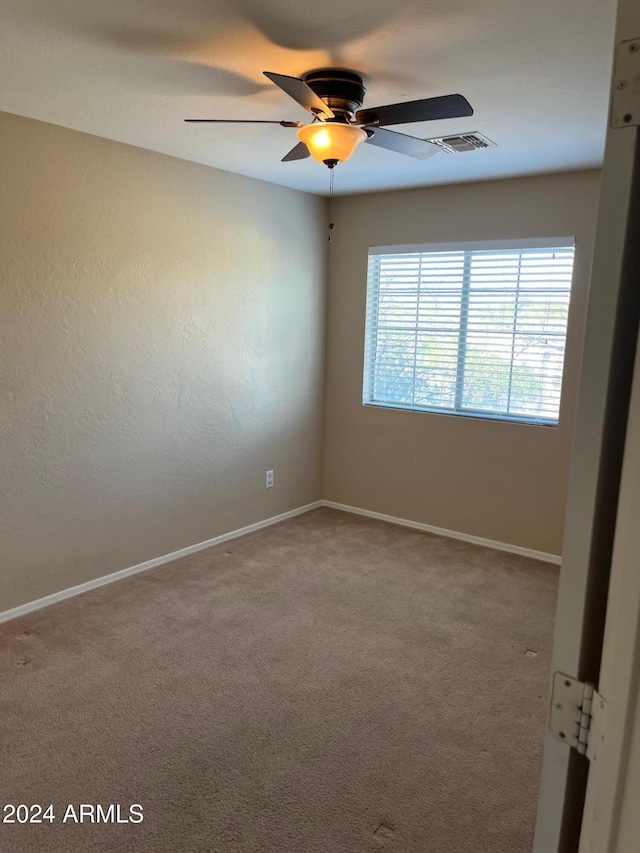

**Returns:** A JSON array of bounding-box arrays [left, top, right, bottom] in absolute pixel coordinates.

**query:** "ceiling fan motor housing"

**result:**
[[303, 69, 366, 122]]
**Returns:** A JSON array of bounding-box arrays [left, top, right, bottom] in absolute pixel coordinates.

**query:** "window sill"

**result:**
[[362, 400, 559, 428]]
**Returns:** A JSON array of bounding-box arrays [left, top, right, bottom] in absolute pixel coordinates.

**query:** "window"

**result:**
[[363, 239, 575, 425]]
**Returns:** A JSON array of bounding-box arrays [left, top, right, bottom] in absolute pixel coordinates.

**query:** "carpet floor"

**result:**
[[0, 508, 558, 853]]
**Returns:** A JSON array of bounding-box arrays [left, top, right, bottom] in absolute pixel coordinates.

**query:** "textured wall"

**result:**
[[324, 171, 601, 555], [0, 111, 327, 611]]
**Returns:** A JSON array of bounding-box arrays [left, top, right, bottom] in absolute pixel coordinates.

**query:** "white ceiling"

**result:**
[[0, 0, 617, 196]]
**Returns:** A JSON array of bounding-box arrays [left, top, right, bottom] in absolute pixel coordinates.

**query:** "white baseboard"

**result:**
[[322, 500, 561, 565], [1, 497, 559, 625], [0, 501, 323, 625]]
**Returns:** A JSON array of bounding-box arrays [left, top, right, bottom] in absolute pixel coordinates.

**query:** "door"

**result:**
[[578, 317, 640, 851], [533, 0, 640, 848]]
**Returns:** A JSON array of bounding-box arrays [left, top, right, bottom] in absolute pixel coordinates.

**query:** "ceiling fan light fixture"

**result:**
[[297, 123, 366, 165]]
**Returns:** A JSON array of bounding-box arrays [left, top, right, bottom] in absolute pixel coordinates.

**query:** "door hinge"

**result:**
[[549, 672, 607, 763], [610, 37, 640, 128]]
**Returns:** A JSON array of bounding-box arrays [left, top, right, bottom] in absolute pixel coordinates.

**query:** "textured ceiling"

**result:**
[[0, 0, 617, 195]]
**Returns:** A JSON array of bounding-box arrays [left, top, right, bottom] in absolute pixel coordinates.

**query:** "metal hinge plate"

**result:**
[[611, 37, 640, 128], [549, 672, 607, 763]]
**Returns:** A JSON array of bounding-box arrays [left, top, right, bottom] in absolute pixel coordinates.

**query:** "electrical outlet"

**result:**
[[265, 469, 274, 489]]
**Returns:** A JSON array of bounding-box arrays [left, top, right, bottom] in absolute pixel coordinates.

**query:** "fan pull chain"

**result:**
[[328, 165, 335, 242]]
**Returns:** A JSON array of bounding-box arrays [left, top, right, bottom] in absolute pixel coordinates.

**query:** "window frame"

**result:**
[[362, 237, 576, 428]]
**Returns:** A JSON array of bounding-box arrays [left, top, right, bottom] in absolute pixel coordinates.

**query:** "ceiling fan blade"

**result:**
[[263, 71, 335, 120], [281, 141, 310, 162], [356, 94, 473, 127], [184, 119, 303, 127], [365, 127, 440, 159]]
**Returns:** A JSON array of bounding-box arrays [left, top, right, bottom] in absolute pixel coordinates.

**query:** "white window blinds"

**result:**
[[363, 239, 575, 425]]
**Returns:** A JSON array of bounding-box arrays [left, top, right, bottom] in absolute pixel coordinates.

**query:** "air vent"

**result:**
[[427, 132, 496, 153]]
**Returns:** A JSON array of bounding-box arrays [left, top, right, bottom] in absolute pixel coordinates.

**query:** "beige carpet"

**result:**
[[0, 508, 557, 853]]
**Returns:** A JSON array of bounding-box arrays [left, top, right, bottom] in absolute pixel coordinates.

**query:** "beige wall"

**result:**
[[0, 111, 326, 611], [324, 171, 601, 555], [0, 111, 601, 613]]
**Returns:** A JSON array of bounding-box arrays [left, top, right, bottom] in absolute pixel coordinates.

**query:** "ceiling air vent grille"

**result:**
[[427, 132, 496, 153]]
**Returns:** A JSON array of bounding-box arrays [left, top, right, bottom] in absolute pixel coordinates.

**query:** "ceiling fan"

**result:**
[[185, 68, 473, 168]]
